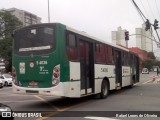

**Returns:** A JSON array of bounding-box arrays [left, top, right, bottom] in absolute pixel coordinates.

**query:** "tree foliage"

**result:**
[[147, 52, 156, 60], [141, 60, 154, 70], [0, 10, 22, 72], [142, 59, 160, 70]]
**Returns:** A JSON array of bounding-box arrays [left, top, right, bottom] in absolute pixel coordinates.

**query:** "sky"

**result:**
[[0, 0, 160, 56]]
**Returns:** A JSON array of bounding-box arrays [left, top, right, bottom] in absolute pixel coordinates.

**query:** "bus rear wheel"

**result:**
[[100, 80, 109, 99]]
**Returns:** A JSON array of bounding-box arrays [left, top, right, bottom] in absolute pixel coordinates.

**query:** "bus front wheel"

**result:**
[[100, 80, 109, 99]]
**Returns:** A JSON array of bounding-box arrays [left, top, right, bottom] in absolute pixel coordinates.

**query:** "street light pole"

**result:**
[[129, 34, 158, 43], [48, 0, 50, 23], [129, 34, 160, 48]]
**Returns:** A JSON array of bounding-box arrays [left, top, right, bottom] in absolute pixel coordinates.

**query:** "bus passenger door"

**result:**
[[79, 40, 94, 95], [115, 50, 122, 89]]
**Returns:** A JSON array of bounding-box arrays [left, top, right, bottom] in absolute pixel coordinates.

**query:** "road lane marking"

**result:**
[[34, 95, 61, 111], [36, 98, 92, 120], [85, 117, 119, 120], [142, 79, 160, 84], [142, 80, 153, 84]]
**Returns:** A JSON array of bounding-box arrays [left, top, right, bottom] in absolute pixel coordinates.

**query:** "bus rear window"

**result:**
[[14, 26, 55, 54]]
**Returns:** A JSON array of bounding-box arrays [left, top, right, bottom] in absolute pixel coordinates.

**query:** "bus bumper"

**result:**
[[12, 82, 64, 96]]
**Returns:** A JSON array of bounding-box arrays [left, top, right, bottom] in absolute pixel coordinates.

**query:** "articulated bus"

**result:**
[[12, 23, 139, 98]]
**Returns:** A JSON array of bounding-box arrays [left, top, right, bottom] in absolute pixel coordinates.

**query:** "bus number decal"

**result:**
[[40, 66, 44, 71], [123, 68, 129, 73], [36, 61, 49, 74], [39, 66, 49, 74], [36, 61, 48, 65], [101, 68, 108, 72]]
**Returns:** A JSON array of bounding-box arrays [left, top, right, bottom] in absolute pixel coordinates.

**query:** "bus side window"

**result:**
[[129, 54, 132, 66], [122, 52, 129, 66], [122, 52, 124, 65], [67, 33, 78, 61], [112, 48, 114, 64], [95, 43, 100, 63], [126, 53, 129, 66], [95, 43, 105, 64], [106, 46, 113, 64]]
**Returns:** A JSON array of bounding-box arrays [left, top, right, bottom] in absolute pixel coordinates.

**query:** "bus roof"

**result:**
[[66, 26, 129, 52], [14, 23, 130, 52]]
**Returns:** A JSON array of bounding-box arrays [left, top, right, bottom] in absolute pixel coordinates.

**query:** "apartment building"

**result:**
[[5, 8, 41, 26], [136, 23, 153, 52]]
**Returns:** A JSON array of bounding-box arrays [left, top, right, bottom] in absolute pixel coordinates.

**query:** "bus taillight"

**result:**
[[12, 67, 16, 78], [53, 73, 59, 78], [12, 73, 16, 77], [12, 69, 16, 73], [52, 65, 60, 86], [53, 67, 59, 72]]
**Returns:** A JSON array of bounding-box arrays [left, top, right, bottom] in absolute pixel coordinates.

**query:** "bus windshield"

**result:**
[[14, 25, 55, 54]]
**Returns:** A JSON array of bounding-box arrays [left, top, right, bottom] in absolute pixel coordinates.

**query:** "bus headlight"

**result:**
[[52, 64, 60, 86]]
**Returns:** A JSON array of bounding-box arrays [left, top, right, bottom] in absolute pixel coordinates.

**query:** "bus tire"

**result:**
[[100, 80, 109, 99]]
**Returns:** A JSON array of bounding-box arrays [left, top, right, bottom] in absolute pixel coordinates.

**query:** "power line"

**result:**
[[140, 0, 149, 18], [150, 27, 158, 43], [131, 0, 146, 22], [131, 0, 159, 41]]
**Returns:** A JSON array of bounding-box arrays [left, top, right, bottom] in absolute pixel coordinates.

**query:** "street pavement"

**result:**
[[0, 72, 160, 120]]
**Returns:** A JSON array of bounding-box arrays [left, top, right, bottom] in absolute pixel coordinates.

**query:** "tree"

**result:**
[[0, 10, 22, 72], [147, 52, 156, 60], [141, 60, 153, 70]]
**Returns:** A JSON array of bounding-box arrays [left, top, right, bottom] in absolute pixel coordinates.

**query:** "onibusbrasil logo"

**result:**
[[0, 103, 42, 118]]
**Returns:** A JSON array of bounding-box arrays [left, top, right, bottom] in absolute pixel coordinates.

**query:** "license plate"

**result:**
[[26, 90, 39, 93]]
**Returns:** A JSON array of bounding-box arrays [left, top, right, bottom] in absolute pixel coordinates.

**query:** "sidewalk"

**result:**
[[143, 75, 160, 84]]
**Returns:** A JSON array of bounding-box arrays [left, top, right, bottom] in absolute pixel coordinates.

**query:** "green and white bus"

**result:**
[[12, 23, 139, 98]]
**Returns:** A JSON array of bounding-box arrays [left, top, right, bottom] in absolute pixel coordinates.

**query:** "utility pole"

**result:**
[[129, 34, 160, 48], [48, 0, 50, 23]]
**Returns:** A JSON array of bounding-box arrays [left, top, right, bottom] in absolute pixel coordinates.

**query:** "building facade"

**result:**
[[112, 26, 128, 47], [136, 23, 153, 52], [5, 8, 41, 26]]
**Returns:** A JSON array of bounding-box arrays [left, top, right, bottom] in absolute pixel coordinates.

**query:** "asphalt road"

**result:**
[[0, 72, 160, 120]]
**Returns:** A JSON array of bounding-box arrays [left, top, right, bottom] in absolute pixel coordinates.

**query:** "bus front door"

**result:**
[[79, 40, 94, 95], [115, 50, 122, 89]]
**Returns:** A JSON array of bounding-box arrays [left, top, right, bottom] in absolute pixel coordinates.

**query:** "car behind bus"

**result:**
[[142, 68, 149, 74]]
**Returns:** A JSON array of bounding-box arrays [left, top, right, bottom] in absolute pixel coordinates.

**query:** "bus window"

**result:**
[[123, 52, 129, 66], [67, 33, 78, 61], [13, 24, 55, 55], [126, 53, 129, 66], [122, 52, 125, 65], [68, 34, 76, 47], [106, 46, 114, 64], [95, 43, 105, 64]]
